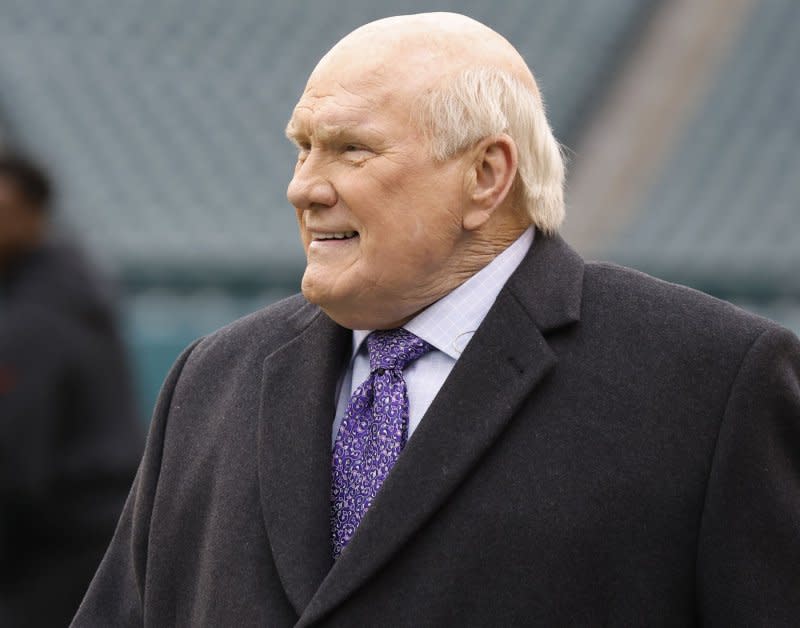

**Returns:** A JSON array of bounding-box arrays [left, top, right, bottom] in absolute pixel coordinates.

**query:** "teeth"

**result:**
[[312, 231, 358, 240]]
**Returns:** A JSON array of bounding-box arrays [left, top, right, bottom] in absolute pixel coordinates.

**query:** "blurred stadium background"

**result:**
[[0, 0, 797, 420]]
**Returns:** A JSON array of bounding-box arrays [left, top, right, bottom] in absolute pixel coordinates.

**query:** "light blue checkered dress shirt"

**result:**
[[332, 227, 534, 445]]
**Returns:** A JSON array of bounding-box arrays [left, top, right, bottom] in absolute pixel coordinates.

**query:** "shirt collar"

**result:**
[[351, 226, 534, 360]]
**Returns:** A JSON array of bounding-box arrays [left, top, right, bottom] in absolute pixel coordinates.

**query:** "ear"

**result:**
[[463, 134, 518, 231]]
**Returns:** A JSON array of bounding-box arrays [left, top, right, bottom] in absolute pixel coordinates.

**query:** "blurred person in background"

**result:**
[[0, 153, 143, 627]]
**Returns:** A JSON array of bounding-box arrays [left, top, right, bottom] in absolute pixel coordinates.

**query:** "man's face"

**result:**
[[286, 58, 470, 330]]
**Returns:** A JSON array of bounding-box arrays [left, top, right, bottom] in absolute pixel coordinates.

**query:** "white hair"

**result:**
[[412, 67, 566, 234]]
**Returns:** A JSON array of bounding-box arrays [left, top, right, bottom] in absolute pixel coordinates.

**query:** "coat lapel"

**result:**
[[298, 233, 585, 626], [258, 304, 350, 616]]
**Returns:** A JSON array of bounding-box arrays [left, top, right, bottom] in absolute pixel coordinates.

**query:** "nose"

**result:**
[[286, 152, 337, 210]]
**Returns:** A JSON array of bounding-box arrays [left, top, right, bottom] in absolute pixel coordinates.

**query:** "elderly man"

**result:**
[[74, 13, 800, 627]]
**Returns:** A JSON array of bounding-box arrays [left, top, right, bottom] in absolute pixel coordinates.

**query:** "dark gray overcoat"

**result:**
[[73, 234, 800, 626]]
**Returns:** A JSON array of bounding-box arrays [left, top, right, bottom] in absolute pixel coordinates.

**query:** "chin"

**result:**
[[300, 275, 325, 307], [300, 275, 347, 320]]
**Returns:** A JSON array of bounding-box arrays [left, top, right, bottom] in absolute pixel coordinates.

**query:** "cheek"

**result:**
[[361, 221, 449, 279], [349, 160, 464, 262]]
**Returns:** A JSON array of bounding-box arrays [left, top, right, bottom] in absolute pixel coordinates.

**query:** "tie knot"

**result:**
[[366, 328, 433, 373]]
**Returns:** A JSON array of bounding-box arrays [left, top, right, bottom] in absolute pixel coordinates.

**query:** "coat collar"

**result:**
[[258, 305, 350, 615], [258, 232, 584, 624]]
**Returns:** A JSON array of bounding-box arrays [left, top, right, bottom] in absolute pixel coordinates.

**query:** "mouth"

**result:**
[[309, 230, 359, 242]]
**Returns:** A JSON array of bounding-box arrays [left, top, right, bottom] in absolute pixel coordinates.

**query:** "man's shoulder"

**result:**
[[176, 293, 322, 373], [581, 260, 789, 347], [204, 294, 322, 348]]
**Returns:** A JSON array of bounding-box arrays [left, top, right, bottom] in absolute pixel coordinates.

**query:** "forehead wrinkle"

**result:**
[[287, 100, 380, 142], [287, 51, 426, 147]]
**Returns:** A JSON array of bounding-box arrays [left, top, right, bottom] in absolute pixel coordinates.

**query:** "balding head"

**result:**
[[286, 13, 564, 330], [313, 13, 539, 97]]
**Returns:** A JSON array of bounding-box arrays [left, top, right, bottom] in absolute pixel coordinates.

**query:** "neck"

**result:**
[[453, 212, 530, 277], [384, 221, 530, 329]]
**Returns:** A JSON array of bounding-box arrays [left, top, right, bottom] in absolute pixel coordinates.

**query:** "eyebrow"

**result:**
[[285, 119, 363, 145], [284, 118, 305, 143]]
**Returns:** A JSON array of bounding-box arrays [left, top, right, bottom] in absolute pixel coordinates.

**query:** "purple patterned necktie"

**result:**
[[330, 328, 433, 558]]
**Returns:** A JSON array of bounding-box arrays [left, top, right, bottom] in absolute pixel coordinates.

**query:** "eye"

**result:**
[[341, 144, 372, 161]]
